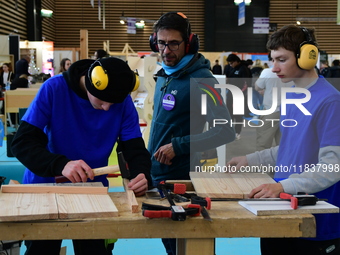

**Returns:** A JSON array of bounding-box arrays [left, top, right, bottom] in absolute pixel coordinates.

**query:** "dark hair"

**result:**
[[1, 63, 12, 73], [59, 58, 71, 73], [96, 49, 108, 59], [266, 25, 317, 54], [153, 12, 191, 41], [227, 54, 241, 63], [246, 59, 253, 66], [332, 60, 340, 66]]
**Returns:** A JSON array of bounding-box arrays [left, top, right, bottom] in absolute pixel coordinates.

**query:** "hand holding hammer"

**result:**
[[55, 152, 130, 183]]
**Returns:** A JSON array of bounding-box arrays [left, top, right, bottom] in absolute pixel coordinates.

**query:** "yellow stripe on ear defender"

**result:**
[[91, 65, 109, 90], [132, 70, 140, 92]]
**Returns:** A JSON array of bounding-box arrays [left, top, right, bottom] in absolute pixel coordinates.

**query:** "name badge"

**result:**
[[162, 94, 175, 111]]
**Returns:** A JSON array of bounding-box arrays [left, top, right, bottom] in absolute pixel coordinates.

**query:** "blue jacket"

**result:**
[[148, 53, 235, 181]]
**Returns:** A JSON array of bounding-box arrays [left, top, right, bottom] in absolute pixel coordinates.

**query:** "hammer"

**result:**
[[55, 151, 130, 183]]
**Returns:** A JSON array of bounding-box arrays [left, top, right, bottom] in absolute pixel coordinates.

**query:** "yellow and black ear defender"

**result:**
[[89, 60, 140, 92], [131, 69, 140, 92], [90, 61, 109, 90], [297, 27, 319, 70]]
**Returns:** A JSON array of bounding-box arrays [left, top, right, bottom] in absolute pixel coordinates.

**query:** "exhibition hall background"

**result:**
[[0, 0, 340, 60]]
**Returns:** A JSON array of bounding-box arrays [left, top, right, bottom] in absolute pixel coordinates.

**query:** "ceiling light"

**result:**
[[135, 21, 145, 29], [234, 0, 251, 5], [41, 9, 53, 18]]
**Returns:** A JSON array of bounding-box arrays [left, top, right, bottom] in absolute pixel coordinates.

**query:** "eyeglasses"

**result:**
[[157, 40, 184, 51]]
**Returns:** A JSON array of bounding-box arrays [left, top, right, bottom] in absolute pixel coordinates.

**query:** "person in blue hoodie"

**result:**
[[148, 12, 235, 255], [228, 25, 340, 255], [11, 57, 152, 255]]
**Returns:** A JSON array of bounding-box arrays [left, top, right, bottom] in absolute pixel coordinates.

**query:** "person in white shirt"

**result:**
[[0, 63, 15, 88]]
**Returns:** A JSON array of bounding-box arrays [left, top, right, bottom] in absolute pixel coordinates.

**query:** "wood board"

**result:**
[[190, 172, 276, 198], [0, 183, 118, 221], [1, 184, 108, 194], [239, 200, 339, 216], [123, 178, 139, 213], [57, 194, 118, 219], [0, 193, 58, 221]]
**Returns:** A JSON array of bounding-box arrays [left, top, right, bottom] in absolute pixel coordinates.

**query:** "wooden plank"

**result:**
[[190, 172, 243, 198], [1, 184, 108, 195], [56, 193, 118, 219], [0, 183, 118, 221], [230, 173, 276, 198], [0, 193, 58, 221], [123, 179, 139, 213], [190, 172, 275, 198], [239, 201, 339, 216]]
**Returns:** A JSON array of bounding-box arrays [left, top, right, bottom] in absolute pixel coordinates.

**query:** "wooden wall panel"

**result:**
[[0, 0, 27, 40], [269, 0, 340, 54], [1, 0, 340, 56], [42, 0, 56, 42], [54, 0, 205, 58]]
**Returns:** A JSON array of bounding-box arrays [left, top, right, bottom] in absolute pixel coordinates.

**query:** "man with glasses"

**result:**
[[148, 12, 235, 255]]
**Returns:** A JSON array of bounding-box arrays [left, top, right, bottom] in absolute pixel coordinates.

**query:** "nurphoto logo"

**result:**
[[201, 84, 311, 128]]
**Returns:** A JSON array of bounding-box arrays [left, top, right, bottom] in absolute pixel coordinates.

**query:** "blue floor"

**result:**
[[0, 139, 260, 255], [19, 238, 260, 254]]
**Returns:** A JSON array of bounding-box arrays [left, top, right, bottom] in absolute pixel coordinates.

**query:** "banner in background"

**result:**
[[127, 18, 136, 34], [337, 0, 340, 25], [253, 17, 269, 34], [238, 1, 245, 26]]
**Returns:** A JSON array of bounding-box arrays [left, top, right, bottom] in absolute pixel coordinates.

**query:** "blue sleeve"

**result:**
[[118, 95, 142, 142]]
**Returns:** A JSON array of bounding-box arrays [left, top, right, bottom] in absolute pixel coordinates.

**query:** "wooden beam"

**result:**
[[1, 184, 108, 195], [123, 179, 139, 213], [180, 238, 215, 255], [80, 29, 88, 59]]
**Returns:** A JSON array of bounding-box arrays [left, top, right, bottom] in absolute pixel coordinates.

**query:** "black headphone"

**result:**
[[296, 27, 319, 70], [149, 12, 199, 54], [89, 60, 140, 92]]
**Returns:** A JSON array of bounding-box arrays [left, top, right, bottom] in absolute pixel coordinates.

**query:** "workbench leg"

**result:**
[[176, 238, 215, 255]]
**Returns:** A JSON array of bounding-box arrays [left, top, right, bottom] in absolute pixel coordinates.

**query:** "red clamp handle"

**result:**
[[191, 196, 212, 210], [205, 197, 211, 210], [173, 184, 186, 194], [279, 193, 298, 210], [187, 204, 201, 217], [142, 210, 172, 218]]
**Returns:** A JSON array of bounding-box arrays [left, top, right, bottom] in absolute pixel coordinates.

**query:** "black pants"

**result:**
[[261, 237, 340, 255], [24, 239, 114, 255]]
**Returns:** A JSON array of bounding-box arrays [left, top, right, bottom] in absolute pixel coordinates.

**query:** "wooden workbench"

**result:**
[[0, 192, 316, 255]]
